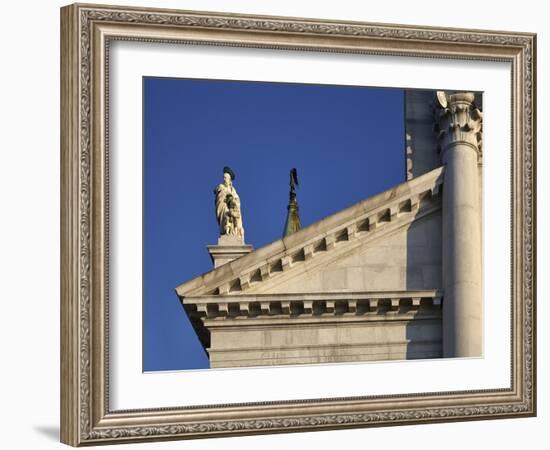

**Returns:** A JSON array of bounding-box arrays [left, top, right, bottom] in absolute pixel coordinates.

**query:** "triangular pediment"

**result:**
[[246, 208, 442, 294], [176, 166, 444, 299]]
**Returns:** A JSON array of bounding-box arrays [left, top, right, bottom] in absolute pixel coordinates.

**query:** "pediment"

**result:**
[[176, 166, 444, 300], [247, 208, 442, 295]]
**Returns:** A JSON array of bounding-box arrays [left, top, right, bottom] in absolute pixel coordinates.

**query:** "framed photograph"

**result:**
[[60, 3, 536, 446]]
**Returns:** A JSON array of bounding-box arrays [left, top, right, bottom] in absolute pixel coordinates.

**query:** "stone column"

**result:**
[[435, 92, 483, 358]]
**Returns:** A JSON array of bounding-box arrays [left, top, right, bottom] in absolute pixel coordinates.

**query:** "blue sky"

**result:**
[[143, 77, 405, 371]]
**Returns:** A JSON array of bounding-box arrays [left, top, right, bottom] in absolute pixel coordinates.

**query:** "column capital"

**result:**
[[434, 91, 483, 164]]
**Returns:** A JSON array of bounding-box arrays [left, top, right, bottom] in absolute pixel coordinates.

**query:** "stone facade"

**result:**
[[405, 90, 441, 180], [256, 211, 442, 294], [175, 89, 483, 368], [187, 292, 442, 368]]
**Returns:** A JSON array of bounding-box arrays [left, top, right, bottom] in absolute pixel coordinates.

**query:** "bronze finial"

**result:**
[[283, 168, 301, 237]]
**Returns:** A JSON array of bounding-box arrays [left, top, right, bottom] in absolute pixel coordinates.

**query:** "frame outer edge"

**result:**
[[532, 33, 537, 417], [61, 4, 81, 447], [60, 2, 537, 445]]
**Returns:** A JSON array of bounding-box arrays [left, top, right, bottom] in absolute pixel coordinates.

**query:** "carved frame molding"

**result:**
[[60, 3, 536, 446]]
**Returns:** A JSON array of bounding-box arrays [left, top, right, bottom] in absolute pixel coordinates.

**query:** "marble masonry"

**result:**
[[175, 89, 483, 368]]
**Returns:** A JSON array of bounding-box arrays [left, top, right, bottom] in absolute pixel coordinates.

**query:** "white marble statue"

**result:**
[[214, 167, 244, 240]]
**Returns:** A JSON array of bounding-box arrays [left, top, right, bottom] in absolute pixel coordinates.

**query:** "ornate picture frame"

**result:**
[[60, 3, 536, 446]]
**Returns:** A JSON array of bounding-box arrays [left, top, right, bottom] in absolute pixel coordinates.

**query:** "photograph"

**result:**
[[58, 2, 536, 446], [143, 79, 483, 371]]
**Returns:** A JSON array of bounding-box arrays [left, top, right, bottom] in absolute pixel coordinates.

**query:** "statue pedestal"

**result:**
[[207, 235, 253, 268]]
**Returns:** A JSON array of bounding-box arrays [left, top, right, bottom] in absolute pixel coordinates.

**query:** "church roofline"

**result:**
[[182, 290, 443, 352], [175, 166, 444, 298]]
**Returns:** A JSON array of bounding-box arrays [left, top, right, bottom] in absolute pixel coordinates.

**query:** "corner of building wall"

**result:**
[[404, 89, 440, 180]]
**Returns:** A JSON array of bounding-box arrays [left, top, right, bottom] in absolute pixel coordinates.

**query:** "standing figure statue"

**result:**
[[214, 166, 244, 240]]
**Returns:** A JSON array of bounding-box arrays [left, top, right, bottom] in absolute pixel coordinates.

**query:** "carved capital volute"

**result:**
[[434, 91, 483, 164]]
